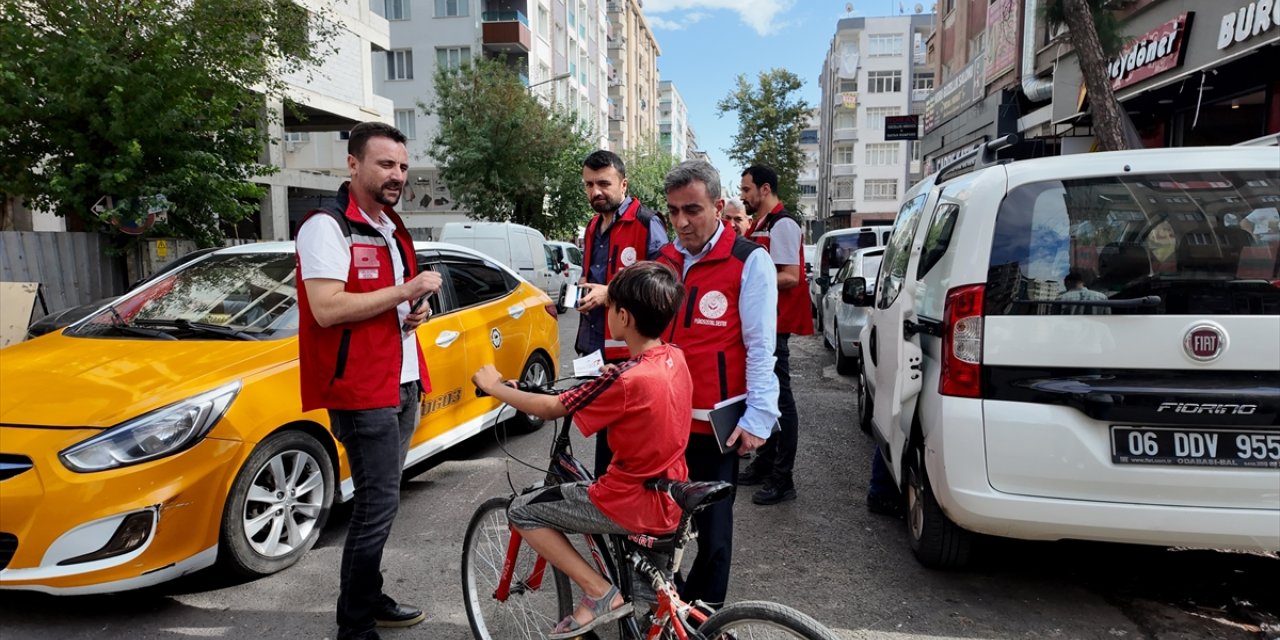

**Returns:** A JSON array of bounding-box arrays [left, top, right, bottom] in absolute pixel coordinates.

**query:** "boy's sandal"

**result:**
[[546, 584, 632, 640]]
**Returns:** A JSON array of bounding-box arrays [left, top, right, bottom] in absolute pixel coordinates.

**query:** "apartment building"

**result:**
[[817, 14, 935, 230], [658, 80, 689, 159], [288, 0, 612, 240], [798, 109, 820, 235], [606, 0, 662, 151]]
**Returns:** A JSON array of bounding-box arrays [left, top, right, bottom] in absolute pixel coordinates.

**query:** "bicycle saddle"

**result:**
[[645, 478, 734, 513]]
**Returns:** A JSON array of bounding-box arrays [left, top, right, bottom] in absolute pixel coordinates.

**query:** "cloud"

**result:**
[[643, 0, 795, 36], [648, 12, 708, 31]]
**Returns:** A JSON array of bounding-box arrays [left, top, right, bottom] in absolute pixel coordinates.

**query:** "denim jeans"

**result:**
[[329, 381, 421, 633], [750, 333, 798, 488]]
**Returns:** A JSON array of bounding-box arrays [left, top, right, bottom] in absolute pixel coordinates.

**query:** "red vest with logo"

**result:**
[[749, 204, 815, 336], [658, 224, 762, 435], [582, 199, 660, 361], [296, 182, 431, 412]]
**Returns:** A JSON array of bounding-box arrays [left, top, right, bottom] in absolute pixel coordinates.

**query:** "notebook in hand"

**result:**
[[708, 394, 748, 454]]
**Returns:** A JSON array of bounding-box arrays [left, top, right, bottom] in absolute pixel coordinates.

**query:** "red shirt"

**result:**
[[558, 344, 691, 534]]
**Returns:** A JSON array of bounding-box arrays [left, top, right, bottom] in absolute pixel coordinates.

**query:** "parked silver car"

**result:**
[[821, 247, 884, 375]]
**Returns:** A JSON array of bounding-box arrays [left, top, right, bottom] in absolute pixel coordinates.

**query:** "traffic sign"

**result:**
[[91, 195, 113, 216]]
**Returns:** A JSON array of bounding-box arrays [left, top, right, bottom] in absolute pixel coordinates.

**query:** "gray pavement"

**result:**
[[0, 310, 1276, 639]]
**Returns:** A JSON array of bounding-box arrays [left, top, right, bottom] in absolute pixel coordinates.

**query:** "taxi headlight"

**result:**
[[59, 382, 241, 472]]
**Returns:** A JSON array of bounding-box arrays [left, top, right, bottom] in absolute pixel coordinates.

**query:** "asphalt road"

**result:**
[[1, 310, 1276, 639]]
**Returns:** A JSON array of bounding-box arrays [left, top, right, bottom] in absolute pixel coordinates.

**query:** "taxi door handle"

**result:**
[[435, 331, 460, 348]]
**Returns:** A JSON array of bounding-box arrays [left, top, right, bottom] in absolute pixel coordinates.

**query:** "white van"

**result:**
[[440, 222, 567, 309], [851, 141, 1280, 568], [810, 226, 892, 330]]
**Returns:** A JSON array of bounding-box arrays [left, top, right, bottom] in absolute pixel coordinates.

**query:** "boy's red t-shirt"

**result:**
[[558, 344, 691, 534]]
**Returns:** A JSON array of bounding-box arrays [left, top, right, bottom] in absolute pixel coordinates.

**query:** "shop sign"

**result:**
[[925, 138, 986, 174], [923, 57, 986, 134], [1108, 13, 1193, 90], [1218, 0, 1280, 49], [984, 0, 1020, 84], [884, 115, 920, 141]]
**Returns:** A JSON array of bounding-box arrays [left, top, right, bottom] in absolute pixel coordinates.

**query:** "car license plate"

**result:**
[[1111, 426, 1280, 468]]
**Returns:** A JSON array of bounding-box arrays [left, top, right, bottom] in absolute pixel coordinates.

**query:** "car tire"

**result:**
[[906, 444, 972, 569], [835, 327, 857, 375], [856, 360, 872, 435], [219, 430, 335, 577], [555, 284, 568, 314], [507, 352, 553, 433]]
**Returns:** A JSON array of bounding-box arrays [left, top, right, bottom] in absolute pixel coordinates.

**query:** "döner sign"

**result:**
[[1108, 13, 1193, 90]]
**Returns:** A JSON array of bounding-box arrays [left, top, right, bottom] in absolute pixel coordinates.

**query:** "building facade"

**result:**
[[658, 80, 689, 159], [606, 0, 662, 151], [287, 0, 612, 240], [817, 14, 936, 231], [799, 109, 821, 235]]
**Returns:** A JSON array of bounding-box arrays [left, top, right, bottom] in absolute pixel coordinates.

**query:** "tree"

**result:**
[[716, 69, 812, 211], [0, 0, 337, 246], [1042, 0, 1143, 151], [426, 57, 594, 238], [618, 141, 678, 213]]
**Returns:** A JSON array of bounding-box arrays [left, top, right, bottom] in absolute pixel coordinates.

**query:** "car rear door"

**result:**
[[979, 166, 1280, 509], [409, 251, 468, 445]]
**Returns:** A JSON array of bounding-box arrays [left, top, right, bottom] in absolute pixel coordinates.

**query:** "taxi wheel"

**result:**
[[509, 353, 553, 434], [219, 431, 335, 577]]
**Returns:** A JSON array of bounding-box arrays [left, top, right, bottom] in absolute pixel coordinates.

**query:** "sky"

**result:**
[[642, 0, 910, 187]]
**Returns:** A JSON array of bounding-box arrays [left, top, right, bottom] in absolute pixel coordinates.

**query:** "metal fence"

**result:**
[[0, 232, 126, 315]]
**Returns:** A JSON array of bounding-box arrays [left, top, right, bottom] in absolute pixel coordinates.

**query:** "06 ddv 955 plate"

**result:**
[[1112, 426, 1280, 468]]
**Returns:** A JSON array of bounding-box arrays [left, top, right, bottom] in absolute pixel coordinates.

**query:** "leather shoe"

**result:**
[[336, 628, 380, 640], [737, 464, 768, 486], [751, 483, 796, 505], [374, 595, 426, 628]]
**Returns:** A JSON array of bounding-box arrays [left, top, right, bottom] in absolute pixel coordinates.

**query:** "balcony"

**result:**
[[832, 198, 857, 210], [608, 33, 627, 48], [832, 164, 857, 177], [482, 11, 532, 53], [832, 127, 858, 142]]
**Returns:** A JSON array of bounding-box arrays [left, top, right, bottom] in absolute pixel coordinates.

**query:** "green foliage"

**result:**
[[0, 0, 338, 246], [1040, 0, 1129, 56], [425, 57, 594, 239], [619, 141, 679, 214], [716, 69, 812, 212]]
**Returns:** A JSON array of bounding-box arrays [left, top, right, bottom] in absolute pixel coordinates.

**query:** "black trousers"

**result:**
[[678, 433, 739, 607], [750, 333, 797, 487]]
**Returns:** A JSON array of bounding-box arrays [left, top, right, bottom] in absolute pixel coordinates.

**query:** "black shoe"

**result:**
[[737, 464, 768, 486], [866, 493, 905, 519], [751, 483, 797, 505], [373, 595, 426, 628], [337, 628, 380, 640]]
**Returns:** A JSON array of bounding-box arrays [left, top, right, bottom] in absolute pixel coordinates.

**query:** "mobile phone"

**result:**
[[402, 292, 433, 332]]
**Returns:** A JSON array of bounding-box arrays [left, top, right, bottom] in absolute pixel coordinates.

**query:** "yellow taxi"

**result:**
[[0, 241, 559, 594]]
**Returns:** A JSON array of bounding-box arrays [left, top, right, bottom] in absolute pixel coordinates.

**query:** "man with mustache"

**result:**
[[577, 149, 668, 475], [295, 121, 442, 640], [721, 197, 752, 237]]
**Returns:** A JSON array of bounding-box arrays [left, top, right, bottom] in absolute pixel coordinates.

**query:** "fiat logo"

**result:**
[[1183, 324, 1226, 362]]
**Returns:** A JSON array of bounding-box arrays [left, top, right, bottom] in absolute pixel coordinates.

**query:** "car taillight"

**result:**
[[545, 303, 558, 318], [939, 284, 984, 398]]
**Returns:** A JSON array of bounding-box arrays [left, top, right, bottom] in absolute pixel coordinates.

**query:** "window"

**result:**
[[538, 5, 550, 39], [394, 109, 416, 140], [866, 106, 901, 129], [834, 144, 855, 165], [834, 178, 856, 199], [838, 77, 858, 92], [868, 34, 903, 57], [835, 111, 857, 130], [386, 49, 413, 80], [985, 171, 1280, 316], [866, 143, 899, 166], [864, 179, 898, 201], [867, 70, 902, 93], [443, 260, 514, 308], [799, 129, 819, 144], [876, 194, 929, 309], [917, 203, 959, 279], [435, 0, 469, 17], [914, 75, 935, 91], [385, 0, 410, 20], [437, 46, 471, 70], [799, 184, 818, 196]]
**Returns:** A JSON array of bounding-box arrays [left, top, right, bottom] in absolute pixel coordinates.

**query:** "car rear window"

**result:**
[[821, 232, 879, 273], [987, 170, 1280, 316]]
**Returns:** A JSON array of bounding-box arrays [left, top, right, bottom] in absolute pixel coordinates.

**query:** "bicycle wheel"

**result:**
[[462, 496, 573, 639], [698, 601, 841, 640]]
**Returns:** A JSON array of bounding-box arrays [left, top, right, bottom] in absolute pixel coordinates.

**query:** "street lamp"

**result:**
[[528, 72, 572, 93]]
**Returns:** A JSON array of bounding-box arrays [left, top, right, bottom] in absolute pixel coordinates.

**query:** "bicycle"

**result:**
[[462, 378, 841, 640]]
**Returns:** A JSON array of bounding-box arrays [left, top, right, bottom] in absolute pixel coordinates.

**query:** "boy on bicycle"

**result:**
[[472, 261, 691, 639]]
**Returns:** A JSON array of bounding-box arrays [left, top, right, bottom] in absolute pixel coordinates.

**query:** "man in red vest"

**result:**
[[737, 165, 815, 505], [296, 122, 442, 640], [577, 149, 668, 475], [658, 160, 780, 607]]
